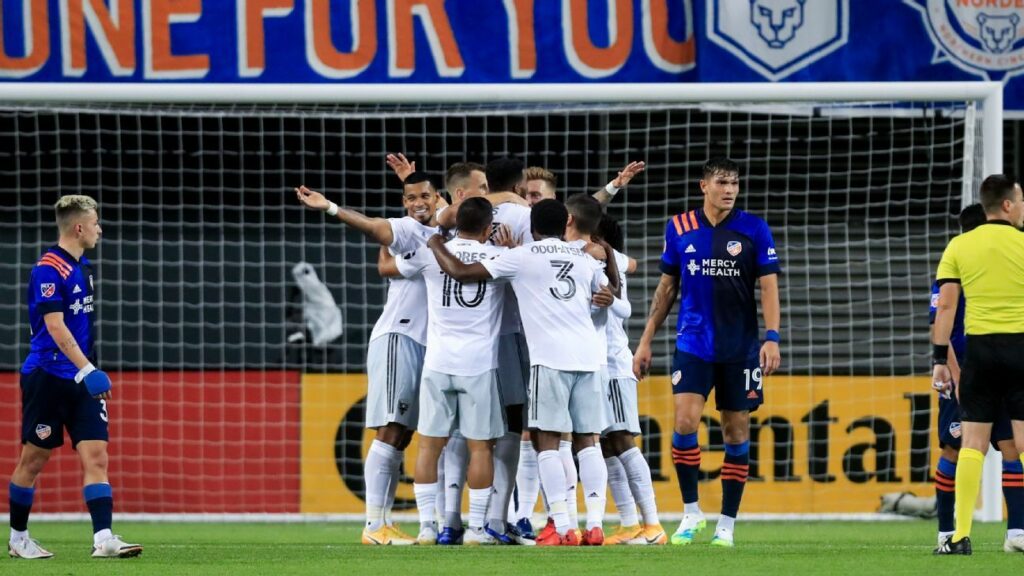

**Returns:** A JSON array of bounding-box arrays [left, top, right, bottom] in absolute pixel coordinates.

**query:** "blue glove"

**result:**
[[83, 369, 112, 396]]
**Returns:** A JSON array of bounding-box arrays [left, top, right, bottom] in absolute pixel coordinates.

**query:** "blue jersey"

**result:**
[[929, 282, 966, 366], [22, 247, 96, 380], [660, 208, 780, 363]]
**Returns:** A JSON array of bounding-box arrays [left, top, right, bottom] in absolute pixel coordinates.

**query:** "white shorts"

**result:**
[[602, 377, 642, 436], [418, 369, 506, 441], [497, 332, 529, 408], [365, 333, 425, 430], [527, 365, 608, 434]]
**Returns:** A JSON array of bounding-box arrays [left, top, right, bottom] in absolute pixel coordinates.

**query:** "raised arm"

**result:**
[[633, 273, 679, 379], [427, 235, 493, 282], [758, 273, 781, 376], [295, 186, 394, 246], [592, 161, 646, 207]]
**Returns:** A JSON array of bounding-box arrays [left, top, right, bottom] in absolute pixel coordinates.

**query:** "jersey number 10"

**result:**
[[441, 273, 486, 308]]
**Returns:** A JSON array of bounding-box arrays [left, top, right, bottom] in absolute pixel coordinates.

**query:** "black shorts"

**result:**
[[670, 350, 763, 412], [937, 392, 1013, 449], [20, 368, 109, 449], [959, 334, 1024, 423]]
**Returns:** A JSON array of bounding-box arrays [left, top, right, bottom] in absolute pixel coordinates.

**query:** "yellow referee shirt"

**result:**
[[936, 220, 1024, 335]]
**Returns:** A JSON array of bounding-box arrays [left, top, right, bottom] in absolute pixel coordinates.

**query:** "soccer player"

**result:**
[[295, 173, 440, 545], [633, 157, 781, 547], [427, 199, 616, 546], [932, 175, 1024, 556], [930, 203, 1024, 551], [593, 214, 668, 546], [389, 197, 511, 545], [522, 162, 647, 207], [10, 195, 142, 559]]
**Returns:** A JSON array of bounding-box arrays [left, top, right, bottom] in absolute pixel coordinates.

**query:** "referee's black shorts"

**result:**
[[959, 333, 1024, 423]]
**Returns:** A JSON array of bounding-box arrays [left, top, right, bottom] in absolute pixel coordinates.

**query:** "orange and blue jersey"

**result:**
[[22, 246, 96, 380], [929, 282, 966, 366], [660, 208, 779, 363]]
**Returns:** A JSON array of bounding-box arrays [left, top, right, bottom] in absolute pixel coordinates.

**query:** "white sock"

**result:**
[[577, 446, 608, 530], [717, 514, 736, 534], [559, 441, 579, 527], [365, 440, 398, 531], [488, 431, 520, 533], [414, 483, 439, 529], [605, 456, 639, 527], [684, 501, 702, 516], [514, 441, 539, 522], [383, 448, 403, 526], [1008, 528, 1024, 539], [619, 447, 660, 527], [939, 530, 955, 541], [9, 528, 27, 543], [93, 528, 113, 546], [444, 433, 468, 528], [435, 447, 446, 527], [538, 450, 570, 534], [468, 487, 492, 531]]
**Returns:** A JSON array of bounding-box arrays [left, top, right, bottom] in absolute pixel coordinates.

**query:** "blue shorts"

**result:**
[[670, 350, 763, 413], [937, 391, 1012, 450], [20, 368, 109, 449]]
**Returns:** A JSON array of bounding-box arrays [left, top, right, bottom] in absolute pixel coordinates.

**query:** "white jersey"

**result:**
[[368, 217, 436, 345], [397, 237, 508, 376], [482, 237, 607, 372], [606, 250, 634, 380], [569, 239, 610, 367], [489, 203, 532, 335]]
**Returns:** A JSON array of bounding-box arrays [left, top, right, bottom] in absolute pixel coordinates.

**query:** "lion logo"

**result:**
[[750, 0, 807, 48], [977, 13, 1020, 55]]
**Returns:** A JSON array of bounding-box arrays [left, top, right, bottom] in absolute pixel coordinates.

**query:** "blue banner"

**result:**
[[1, 0, 1022, 109]]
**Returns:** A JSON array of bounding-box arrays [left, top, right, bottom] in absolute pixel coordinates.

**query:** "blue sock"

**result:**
[[935, 457, 956, 533], [671, 432, 700, 505], [720, 442, 750, 519], [83, 483, 113, 535], [9, 483, 34, 532], [1003, 460, 1024, 532]]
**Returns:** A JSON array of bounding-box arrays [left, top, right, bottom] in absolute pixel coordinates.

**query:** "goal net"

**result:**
[[0, 83, 1002, 519]]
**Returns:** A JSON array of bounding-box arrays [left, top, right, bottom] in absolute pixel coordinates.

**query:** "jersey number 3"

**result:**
[[549, 260, 576, 301]]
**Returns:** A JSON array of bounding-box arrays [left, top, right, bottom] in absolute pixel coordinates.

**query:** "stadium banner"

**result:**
[[301, 373, 959, 515], [0, 371, 301, 514], [0, 1, 1021, 110]]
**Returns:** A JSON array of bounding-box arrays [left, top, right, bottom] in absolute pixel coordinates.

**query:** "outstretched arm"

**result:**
[[758, 273, 781, 376], [633, 273, 679, 379], [592, 161, 646, 207], [427, 235, 493, 282], [295, 186, 394, 246]]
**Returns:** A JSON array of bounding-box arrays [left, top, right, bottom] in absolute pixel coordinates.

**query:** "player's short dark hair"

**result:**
[[565, 193, 602, 235], [531, 199, 568, 239], [404, 171, 436, 190], [595, 214, 625, 252], [456, 196, 493, 235], [703, 157, 741, 179], [446, 162, 486, 189], [958, 203, 986, 233], [486, 156, 525, 193], [979, 174, 1018, 214]]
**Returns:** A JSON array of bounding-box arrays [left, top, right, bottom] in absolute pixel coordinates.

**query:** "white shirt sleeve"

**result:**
[[481, 246, 524, 280], [388, 217, 419, 254], [394, 249, 430, 279]]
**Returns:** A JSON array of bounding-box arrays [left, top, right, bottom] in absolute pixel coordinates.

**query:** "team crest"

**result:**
[[35, 424, 51, 440], [671, 370, 682, 385], [40, 283, 55, 298], [707, 0, 850, 81], [905, 0, 1024, 81], [727, 241, 743, 257], [949, 421, 962, 439]]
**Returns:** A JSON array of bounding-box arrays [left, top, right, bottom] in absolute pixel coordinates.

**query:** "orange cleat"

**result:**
[[581, 527, 605, 546]]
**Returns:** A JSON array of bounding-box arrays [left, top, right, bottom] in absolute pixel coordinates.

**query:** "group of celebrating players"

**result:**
[[294, 154, 782, 547]]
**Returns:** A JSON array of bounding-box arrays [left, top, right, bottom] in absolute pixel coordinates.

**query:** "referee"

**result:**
[[932, 175, 1024, 556]]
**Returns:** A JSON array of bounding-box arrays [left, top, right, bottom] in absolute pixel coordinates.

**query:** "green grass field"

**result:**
[[7, 521, 1022, 575]]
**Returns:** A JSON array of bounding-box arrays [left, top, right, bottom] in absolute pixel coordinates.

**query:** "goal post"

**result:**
[[0, 81, 1005, 522]]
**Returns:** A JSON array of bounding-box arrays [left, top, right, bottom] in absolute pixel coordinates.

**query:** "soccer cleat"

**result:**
[[581, 527, 605, 546], [670, 513, 706, 545], [710, 528, 734, 548], [631, 524, 668, 546], [362, 526, 415, 546], [437, 527, 465, 545], [1004, 535, 1024, 553], [484, 526, 517, 545], [388, 524, 417, 542], [8, 538, 54, 559], [506, 522, 536, 546], [563, 529, 581, 546], [91, 535, 143, 558], [513, 518, 536, 540], [934, 536, 972, 555], [463, 528, 497, 546], [417, 525, 438, 546], [536, 518, 556, 542], [603, 524, 643, 545]]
